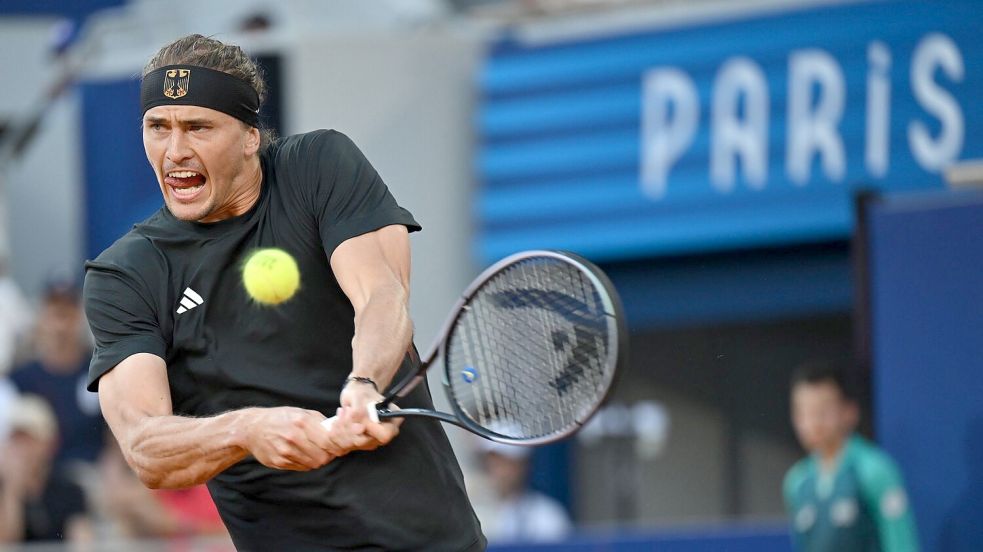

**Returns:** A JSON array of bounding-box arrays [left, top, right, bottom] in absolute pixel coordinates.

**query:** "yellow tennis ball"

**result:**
[[242, 248, 300, 306]]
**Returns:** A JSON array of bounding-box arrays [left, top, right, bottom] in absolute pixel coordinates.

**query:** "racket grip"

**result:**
[[375, 404, 403, 420], [322, 405, 387, 431], [321, 416, 336, 431]]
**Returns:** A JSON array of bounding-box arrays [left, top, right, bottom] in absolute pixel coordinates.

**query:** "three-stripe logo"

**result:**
[[176, 287, 204, 314]]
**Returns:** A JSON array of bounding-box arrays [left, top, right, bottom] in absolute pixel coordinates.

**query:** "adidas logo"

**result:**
[[176, 287, 204, 314]]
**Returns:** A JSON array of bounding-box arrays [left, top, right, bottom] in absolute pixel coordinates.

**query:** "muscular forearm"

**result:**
[[122, 409, 252, 489], [350, 284, 412, 389]]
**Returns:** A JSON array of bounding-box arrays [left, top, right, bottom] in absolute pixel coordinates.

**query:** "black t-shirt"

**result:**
[[83, 130, 485, 551]]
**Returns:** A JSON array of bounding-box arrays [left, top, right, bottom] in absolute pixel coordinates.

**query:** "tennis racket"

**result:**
[[325, 250, 626, 446]]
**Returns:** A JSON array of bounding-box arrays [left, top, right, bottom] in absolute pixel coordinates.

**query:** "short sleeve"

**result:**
[[855, 449, 920, 551], [309, 131, 421, 258], [83, 261, 168, 392]]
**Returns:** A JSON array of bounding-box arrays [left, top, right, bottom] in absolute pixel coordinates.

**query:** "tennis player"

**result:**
[[83, 34, 485, 551], [784, 362, 918, 552]]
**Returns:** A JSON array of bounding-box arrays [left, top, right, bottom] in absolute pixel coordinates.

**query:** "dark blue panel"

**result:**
[[868, 189, 983, 552], [81, 79, 162, 261], [477, 0, 983, 263], [528, 440, 572, 515], [605, 243, 852, 330]]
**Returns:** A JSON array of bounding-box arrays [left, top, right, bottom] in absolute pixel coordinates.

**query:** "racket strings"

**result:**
[[447, 257, 614, 441]]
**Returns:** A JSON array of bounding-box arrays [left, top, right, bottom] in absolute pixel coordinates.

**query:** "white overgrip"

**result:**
[[320, 416, 335, 431]]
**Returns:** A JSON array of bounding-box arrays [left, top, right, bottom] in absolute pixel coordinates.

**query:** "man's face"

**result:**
[[143, 105, 259, 222], [791, 381, 858, 454]]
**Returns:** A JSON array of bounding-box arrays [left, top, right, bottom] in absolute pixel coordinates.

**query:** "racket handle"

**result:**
[[329, 407, 465, 428], [320, 416, 335, 431], [376, 404, 401, 420], [376, 407, 466, 428], [319, 404, 392, 432], [320, 406, 381, 430]]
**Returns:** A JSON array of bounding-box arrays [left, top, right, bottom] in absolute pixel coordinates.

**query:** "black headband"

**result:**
[[141, 65, 260, 127]]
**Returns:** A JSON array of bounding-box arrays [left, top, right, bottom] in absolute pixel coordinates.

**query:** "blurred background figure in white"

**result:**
[[478, 439, 573, 544]]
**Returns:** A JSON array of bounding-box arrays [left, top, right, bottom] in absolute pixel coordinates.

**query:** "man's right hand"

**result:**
[[244, 407, 353, 471]]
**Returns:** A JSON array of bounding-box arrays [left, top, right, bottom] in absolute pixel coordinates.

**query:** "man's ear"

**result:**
[[244, 126, 261, 156]]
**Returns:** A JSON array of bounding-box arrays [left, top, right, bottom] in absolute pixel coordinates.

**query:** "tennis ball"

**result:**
[[242, 248, 300, 306]]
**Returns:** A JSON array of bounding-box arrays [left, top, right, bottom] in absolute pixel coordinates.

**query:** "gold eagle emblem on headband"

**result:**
[[163, 69, 191, 99]]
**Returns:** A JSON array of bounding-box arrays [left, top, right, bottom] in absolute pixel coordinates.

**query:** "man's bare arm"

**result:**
[[332, 224, 413, 390], [330, 224, 412, 445], [100, 353, 346, 489]]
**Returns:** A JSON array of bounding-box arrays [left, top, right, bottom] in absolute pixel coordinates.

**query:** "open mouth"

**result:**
[[164, 170, 207, 201]]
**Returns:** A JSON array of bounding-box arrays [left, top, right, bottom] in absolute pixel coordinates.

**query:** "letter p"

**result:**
[[641, 68, 699, 199]]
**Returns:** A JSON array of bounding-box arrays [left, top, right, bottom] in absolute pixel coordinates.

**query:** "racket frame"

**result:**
[[376, 250, 626, 446]]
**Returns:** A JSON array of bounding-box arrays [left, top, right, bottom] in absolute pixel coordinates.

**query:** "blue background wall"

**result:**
[[80, 79, 161, 261], [868, 190, 983, 551]]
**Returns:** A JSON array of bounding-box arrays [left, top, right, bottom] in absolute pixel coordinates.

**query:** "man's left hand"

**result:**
[[336, 379, 403, 451]]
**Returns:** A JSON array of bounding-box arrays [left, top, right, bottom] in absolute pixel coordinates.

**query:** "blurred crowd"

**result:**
[[0, 262, 227, 547]]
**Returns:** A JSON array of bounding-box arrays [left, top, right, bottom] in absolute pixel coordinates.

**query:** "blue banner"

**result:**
[[476, 0, 983, 262]]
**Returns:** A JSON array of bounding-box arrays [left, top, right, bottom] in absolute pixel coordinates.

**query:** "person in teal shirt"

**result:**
[[783, 362, 919, 552]]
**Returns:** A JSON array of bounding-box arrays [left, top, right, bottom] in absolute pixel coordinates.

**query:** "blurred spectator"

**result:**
[[784, 361, 918, 552], [99, 438, 227, 540], [9, 278, 104, 466], [0, 394, 93, 543], [478, 439, 572, 543]]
